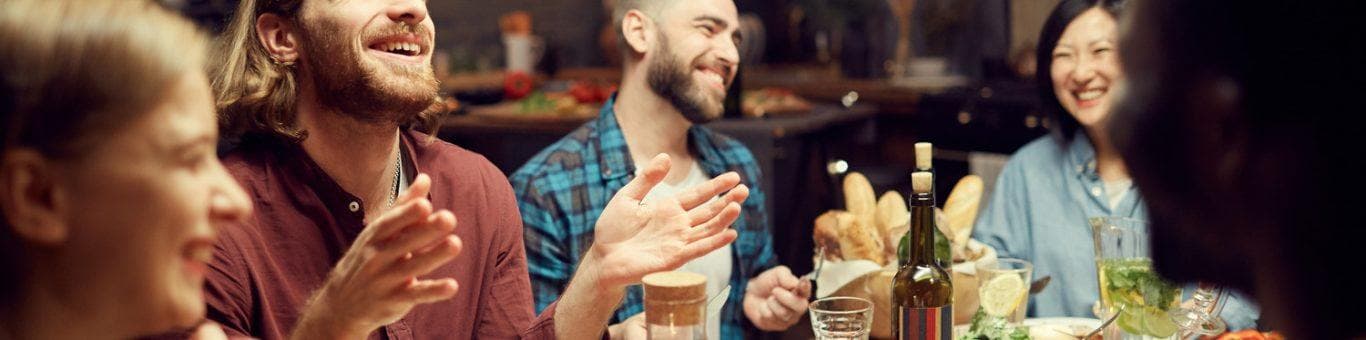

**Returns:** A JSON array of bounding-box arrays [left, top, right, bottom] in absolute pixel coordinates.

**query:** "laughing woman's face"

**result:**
[[1051, 7, 1123, 128]]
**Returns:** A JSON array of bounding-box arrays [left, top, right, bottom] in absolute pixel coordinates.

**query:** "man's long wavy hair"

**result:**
[[212, 0, 443, 142]]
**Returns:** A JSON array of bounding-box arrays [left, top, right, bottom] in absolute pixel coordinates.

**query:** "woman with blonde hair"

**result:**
[[0, 0, 251, 338]]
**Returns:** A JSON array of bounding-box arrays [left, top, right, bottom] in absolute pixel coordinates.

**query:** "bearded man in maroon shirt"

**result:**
[[203, 0, 750, 339]]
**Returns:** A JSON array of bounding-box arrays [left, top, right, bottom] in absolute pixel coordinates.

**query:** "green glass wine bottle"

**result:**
[[892, 171, 954, 340]]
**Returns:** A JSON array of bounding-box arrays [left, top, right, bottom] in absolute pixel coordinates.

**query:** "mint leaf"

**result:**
[[960, 308, 1033, 340]]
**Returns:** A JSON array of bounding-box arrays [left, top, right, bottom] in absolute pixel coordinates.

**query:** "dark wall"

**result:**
[[427, 0, 796, 69], [166, 0, 611, 67], [172, 0, 1013, 76], [430, 0, 609, 69]]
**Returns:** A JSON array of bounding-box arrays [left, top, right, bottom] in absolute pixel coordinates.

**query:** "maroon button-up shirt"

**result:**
[[205, 130, 558, 339]]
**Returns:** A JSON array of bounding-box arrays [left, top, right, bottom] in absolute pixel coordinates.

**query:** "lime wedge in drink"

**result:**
[[1143, 307, 1180, 338], [1116, 307, 1145, 335]]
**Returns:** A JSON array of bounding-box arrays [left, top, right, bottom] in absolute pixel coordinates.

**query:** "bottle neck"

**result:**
[[908, 191, 937, 266]]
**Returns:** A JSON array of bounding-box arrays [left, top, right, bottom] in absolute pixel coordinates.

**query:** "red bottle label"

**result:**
[[898, 305, 953, 340]]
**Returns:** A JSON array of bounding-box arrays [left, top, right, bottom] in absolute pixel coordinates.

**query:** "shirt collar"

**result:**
[[688, 124, 729, 176], [594, 93, 730, 180], [594, 94, 634, 180], [1067, 130, 1099, 178], [257, 129, 427, 204]]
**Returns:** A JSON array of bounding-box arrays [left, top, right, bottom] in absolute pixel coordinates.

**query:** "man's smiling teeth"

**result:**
[[697, 69, 724, 86], [378, 42, 420, 56], [1077, 89, 1105, 100]]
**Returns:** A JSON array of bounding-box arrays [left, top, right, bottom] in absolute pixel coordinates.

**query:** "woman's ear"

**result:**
[[0, 149, 69, 245]]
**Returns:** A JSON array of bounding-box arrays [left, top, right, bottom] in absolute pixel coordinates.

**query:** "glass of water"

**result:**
[[809, 296, 874, 340]]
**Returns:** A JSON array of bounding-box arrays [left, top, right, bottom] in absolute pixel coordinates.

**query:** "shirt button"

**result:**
[[1091, 187, 1103, 197], [348, 201, 360, 212]]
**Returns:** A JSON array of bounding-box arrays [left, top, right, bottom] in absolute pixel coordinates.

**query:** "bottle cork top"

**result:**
[[915, 142, 933, 170], [912, 171, 933, 193]]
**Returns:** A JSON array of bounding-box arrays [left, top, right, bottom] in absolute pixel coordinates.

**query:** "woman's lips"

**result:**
[[181, 238, 215, 279], [1075, 88, 1106, 109]]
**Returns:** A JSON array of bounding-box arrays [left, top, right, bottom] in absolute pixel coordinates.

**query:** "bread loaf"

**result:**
[[875, 191, 909, 238], [837, 212, 885, 265], [813, 211, 846, 261], [843, 172, 878, 242], [875, 191, 909, 260], [943, 175, 984, 248], [814, 210, 885, 265]]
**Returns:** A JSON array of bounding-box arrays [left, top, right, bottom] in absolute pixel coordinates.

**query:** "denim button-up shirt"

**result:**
[[973, 132, 1260, 330]]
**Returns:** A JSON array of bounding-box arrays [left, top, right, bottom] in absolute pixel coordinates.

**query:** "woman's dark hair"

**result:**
[[1036, 0, 1126, 144], [1110, 0, 1364, 337]]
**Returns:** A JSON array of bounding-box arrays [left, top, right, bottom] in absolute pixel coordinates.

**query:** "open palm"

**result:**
[[589, 154, 748, 288]]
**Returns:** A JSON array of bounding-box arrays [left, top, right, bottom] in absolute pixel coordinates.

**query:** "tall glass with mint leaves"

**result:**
[[1090, 217, 1182, 340]]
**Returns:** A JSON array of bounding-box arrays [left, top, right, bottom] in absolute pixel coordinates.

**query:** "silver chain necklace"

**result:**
[[388, 149, 401, 208]]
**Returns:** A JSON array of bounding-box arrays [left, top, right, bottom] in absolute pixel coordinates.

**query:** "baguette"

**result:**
[[943, 175, 984, 250], [843, 172, 878, 235], [875, 191, 909, 259]]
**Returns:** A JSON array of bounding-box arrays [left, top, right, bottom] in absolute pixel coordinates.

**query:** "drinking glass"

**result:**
[[809, 297, 874, 340], [1091, 217, 1182, 340]]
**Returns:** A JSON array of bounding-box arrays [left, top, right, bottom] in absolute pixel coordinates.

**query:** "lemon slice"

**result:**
[[978, 274, 1026, 317]]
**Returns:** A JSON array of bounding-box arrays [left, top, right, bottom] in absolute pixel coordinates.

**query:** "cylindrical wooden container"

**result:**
[[643, 271, 707, 340]]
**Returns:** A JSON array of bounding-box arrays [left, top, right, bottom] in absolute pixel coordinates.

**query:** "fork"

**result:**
[[1080, 308, 1122, 339], [800, 247, 826, 283]]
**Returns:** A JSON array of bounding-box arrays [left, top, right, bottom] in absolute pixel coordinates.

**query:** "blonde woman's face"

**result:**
[[52, 71, 251, 332]]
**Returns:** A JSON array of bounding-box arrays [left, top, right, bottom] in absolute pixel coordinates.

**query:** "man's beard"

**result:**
[[647, 33, 726, 124], [297, 19, 438, 125]]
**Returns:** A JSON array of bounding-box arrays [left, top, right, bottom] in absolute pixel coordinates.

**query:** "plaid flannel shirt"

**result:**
[[510, 95, 776, 339]]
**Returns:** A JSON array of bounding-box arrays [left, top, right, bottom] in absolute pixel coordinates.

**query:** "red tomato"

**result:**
[[504, 71, 534, 100], [568, 82, 598, 103], [596, 84, 617, 102]]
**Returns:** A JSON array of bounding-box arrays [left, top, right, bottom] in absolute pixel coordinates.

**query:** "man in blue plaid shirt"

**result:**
[[511, 1, 811, 338]]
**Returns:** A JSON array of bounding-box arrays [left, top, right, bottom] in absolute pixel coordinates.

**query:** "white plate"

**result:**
[[953, 317, 1102, 339]]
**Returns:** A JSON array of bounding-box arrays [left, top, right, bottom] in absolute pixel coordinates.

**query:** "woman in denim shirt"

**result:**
[[972, 0, 1260, 330]]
